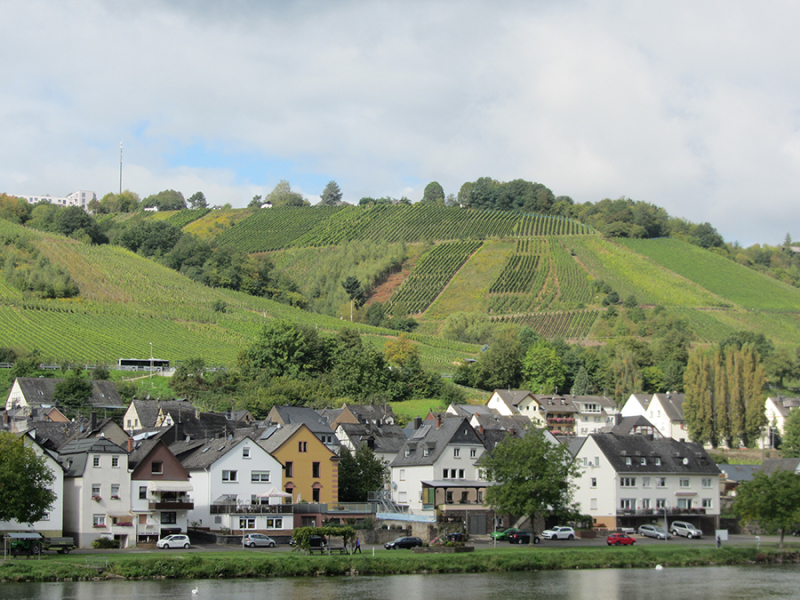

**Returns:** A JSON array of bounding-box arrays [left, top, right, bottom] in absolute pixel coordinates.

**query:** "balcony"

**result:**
[[210, 503, 294, 515], [150, 500, 194, 510], [616, 507, 707, 517]]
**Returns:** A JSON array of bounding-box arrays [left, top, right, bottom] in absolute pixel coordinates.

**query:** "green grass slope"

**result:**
[[0, 219, 477, 369]]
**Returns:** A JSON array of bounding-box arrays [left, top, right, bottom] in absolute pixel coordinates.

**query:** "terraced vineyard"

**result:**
[[166, 208, 211, 228], [387, 240, 483, 314], [493, 310, 600, 339]]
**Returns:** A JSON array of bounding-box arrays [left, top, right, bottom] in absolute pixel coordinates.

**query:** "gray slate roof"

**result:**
[[58, 437, 128, 477], [719, 464, 760, 483], [760, 458, 800, 475], [653, 393, 685, 422], [472, 412, 530, 434], [181, 430, 264, 470], [586, 433, 720, 475], [767, 396, 800, 418], [268, 406, 336, 436], [337, 422, 407, 454], [12, 377, 124, 409], [492, 389, 533, 409], [603, 415, 661, 436], [538, 395, 579, 414], [390, 417, 483, 468]]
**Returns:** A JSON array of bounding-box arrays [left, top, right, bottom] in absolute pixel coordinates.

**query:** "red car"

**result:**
[[606, 533, 636, 546]]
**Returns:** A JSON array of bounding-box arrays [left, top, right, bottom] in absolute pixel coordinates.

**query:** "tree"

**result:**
[[0, 432, 56, 524], [384, 333, 419, 368], [479, 430, 580, 545], [248, 195, 263, 208], [337, 445, 388, 502], [571, 366, 594, 395], [781, 409, 800, 458], [421, 181, 445, 206], [320, 181, 343, 205], [266, 180, 308, 207], [54, 206, 107, 244], [766, 348, 799, 388], [237, 320, 328, 379], [54, 370, 93, 410], [142, 189, 187, 211], [187, 191, 208, 209], [734, 469, 800, 547], [522, 341, 566, 394], [341, 276, 365, 321]]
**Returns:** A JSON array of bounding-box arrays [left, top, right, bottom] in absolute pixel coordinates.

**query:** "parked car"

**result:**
[[243, 533, 276, 548], [157, 534, 191, 549], [490, 527, 520, 541], [606, 533, 636, 546], [669, 521, 703, 539], [507, 530, 540, 544], [541, 526, 575, 540], [638, 524, 670, 540], [384, 536, 423, 549]]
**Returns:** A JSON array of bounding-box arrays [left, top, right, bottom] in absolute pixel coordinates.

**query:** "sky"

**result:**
[[2, 1, 799, 246]]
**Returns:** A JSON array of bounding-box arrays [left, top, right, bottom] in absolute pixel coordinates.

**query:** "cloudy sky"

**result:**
[[2, 1, 798, 246]]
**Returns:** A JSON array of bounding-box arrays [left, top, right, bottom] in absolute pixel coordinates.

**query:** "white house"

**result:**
[[759, 396, 800, 449], [178, 432, 291, 535], [487, 389, 534, 417], [621, 393, 687, 441], [571, 395, 619, 436], [59, 437, 133, 548], [15, 190, 96, 210], [572, 433, 721, 533]]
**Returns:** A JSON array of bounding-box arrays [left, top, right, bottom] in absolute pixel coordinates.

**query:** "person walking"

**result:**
[[716, 535, 721, 548], [355, 537, 362, 553]]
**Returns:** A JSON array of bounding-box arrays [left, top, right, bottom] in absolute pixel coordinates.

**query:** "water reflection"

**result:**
[[1, 566, 798, 600]]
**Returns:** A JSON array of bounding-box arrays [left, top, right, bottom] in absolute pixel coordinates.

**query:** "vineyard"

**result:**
[[491, 310, 600, 340], [387, 240, 483, 314], [165, 208, 211, 228]]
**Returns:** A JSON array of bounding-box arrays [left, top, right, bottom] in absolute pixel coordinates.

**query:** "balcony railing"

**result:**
[[211, 503, 293, 515], [150, 500, 194, 510], [616, 508, 707, 517]]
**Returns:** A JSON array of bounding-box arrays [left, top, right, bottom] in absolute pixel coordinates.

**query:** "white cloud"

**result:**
[[1, 0, 799, 244]]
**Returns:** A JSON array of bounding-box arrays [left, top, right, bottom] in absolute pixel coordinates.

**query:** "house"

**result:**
[[24, 412, 129, 452], [620, 393, 688, 441], [266, 405, 338, 450], [570, 395, 619, 436], [759, 396, 800, 449], [257, 423, 340, 526], [335, 421, 407, 466], [59, 437, 132, 548], [178, 431, 291, 536], [128, 433, 194, 544], [603, 415, 662, 438], [122, 399, 234, 440], [759, 457, 800, 475], [718, 464, 759, 497], [327, 403, 396, 429], [0, 432, 65, 537], [537, 395, 579, 436], [5, 377, 125, 417], [486, 389, 536, 418], [390, 417, 487, 521], [469, 412, 530, 437], [572, 433, 721, 533]]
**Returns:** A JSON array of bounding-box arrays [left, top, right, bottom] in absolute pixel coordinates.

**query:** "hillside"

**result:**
[[0, 219, 476, 371]]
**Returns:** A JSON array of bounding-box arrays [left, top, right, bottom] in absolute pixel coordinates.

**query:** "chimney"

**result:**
[[414, 416, 422, 430], [436, 415, 442, 429], [478, 424, 484, 435], [91, 411, 97, 431], [509, 428, 515, 436], [127, 437, 133, 453]]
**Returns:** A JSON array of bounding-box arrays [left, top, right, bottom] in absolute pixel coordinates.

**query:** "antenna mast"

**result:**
[[119, 142, 123, 195]]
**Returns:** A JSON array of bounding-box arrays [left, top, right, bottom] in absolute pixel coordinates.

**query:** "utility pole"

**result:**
[[119, 142, 123, 195]]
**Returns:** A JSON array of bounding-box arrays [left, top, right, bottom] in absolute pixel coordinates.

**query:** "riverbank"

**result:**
[[2, 545, 799, 583]]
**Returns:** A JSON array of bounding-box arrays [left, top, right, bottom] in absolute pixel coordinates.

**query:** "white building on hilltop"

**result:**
[[15, 191, 96, 210]]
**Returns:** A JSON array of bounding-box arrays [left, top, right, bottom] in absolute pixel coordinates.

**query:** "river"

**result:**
[[1, 566, 797, 600]]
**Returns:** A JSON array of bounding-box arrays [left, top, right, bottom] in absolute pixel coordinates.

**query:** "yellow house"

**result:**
[[258, 423, 339, 504]]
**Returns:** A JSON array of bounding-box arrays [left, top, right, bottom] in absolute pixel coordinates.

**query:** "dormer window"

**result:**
[[625, 457, 631, 465], [640, 457, 646, 466], [404, 449, 411, 457], [654, 457, 661, 466]]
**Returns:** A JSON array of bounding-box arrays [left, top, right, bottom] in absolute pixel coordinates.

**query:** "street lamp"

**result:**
[[662, 501, 670, 541], [149, 342, 153, 379]]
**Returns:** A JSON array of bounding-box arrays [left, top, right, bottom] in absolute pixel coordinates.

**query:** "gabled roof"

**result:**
[[586, 433, 720, 475], [766, 396, 800, 418], [26, 421, 84, 450], [472, 412, 530, 433], [180, 431, 265, 470], [491, 389, 534, 408], [11, 377, 124, 409], [759, 458, 800, 475], [390, 417, 483, 468], [341, 403, 395, 425], [538, 395, 579, 414], [719, 464, 760, 483], [569, 395, 617, 411], [267, 405, 336, 436], [603, 415, 661, 436], [652, 393, 685, 422], [447, 404, 493, 417], [58, 437, 128, 477], [337, 422, 407, 454]]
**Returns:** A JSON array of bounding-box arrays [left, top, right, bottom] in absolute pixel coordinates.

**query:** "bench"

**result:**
[[308, 545, 348, 555]]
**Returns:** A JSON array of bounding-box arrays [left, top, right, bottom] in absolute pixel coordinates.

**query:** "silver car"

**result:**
[[243, 533, 277, 548], [157, 534, 191, 549], [670, 521, 702, 539], [638, 524, 670, 539], [541, 526, 575, 540]]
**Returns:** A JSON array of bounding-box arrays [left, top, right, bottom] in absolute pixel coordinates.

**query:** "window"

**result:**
[[139, 486, 147, 500], [423, 447, 432, 457], [446, 491, 454, 503], [595, 456, 600, 467], [656, 498, 666, 509], [591, 477, 597, 488], [458, 469, 465, 479], [702, 498, 713, 509], [625, 457, 631, 465], [470, 448, 477, 458], [92, 484, 101, 496], [654, 457, 661, 466], [151, 461, 163, 475], [251, 471, 270, 482], [222, 470, 238, 482], [590, 498, 598, 510], [112, 456, 119, 468], [312, 462, 320, 478], [453, 448, 460, 458], [642, 477, 651, 488], [680, 478, 690, 488], [620, 498, 634, 510], [111, 484, 120, 498], [215, 516, 222, 524], [93, 514, 106, 528], [285, 462, 293, 478], [442, 469, 449, 479], [404, 449, 411, 457], [41, 512, 49, 521], [656, 477, 666, 488], [312, 487, 320, 502], [298, 441, 308, 452], [450, 469, 457, 479], [242, 447, 251, 459], [620, 477, 636, 487], [266, 518, 283, 529], [400, 469, 406, 481], [583, 457, 588, 467], [677, 498, 692, 509], [93, 455, 100, 468], [642, 498, 651, 509], [239, 517, 256, 529], [127, 419, 132, 429], [640, 457, 647, 465], [702, 478, 712, 488], [161, 511, 177, 524]]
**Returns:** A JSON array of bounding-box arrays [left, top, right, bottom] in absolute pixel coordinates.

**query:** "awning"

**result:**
[[148, 481, 194, 493], [213, 494, 237, 505], [674, 492, 697, 497], [108, 512, 135, 518], [256, 486, 292, 498]]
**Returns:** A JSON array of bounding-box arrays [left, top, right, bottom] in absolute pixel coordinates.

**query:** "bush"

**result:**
[[91, 537, 119, 549]]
